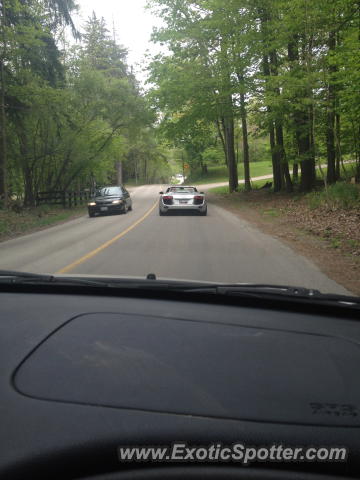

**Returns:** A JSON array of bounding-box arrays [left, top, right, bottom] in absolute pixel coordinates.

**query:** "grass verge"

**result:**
[[209, 178, 272, 193], [0, 205, 87, 242], [306, 182, 360, 210], [187, 161, 273, 184], [190, 160, 357, 187]]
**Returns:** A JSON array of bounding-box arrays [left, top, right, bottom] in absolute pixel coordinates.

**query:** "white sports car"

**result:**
[[159, 186, 207, 216]]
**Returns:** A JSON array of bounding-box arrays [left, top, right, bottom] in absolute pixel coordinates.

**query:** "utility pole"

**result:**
[[0, 0, 8, 207]]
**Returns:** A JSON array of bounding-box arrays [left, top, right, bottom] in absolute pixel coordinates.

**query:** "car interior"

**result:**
[[0, 279, 359, 479]]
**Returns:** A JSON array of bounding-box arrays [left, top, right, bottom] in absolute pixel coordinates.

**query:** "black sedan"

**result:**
[[88, 186, 132, 217]]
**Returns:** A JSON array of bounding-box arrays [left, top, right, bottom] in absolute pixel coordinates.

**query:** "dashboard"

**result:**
[[0, 288, 359, 479]]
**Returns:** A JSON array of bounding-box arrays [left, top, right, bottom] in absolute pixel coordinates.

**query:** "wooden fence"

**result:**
[[36, 190, 91, 208]]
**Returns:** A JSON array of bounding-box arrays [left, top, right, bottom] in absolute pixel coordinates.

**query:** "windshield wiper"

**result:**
[[166, 283, 360, 305], [177, 284, 321, 295], [144, 278, 359, 307], [0, 270, 358, 308], [0, 270, 54, 283], [0, 270, 112, 287]]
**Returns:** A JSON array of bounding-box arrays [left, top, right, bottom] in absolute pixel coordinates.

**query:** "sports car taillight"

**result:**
[[162, 195, 173, 205], [194, 195, 204, 205]]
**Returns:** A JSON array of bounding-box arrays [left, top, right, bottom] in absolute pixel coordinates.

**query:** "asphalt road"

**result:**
[[0, 184, 351, 295]]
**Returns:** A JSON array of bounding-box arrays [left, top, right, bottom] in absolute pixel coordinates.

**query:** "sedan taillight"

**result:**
[[194, 195, 204, 205], [162, 195, 173, 205]]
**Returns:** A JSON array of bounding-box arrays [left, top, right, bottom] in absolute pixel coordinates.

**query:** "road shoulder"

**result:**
[[207, 191, 360, 296]]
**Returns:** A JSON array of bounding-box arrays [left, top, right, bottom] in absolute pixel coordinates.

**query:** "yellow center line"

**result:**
[[56, 200, 158, 274]]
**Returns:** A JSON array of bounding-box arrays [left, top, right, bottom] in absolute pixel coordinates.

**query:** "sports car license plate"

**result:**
[[100, 206, 108, 211], [180, 200, 188, 204]]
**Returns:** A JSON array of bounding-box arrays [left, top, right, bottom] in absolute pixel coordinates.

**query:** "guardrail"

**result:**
[[36, 190, 91, 208]]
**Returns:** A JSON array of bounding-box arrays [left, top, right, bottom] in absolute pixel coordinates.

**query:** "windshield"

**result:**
[[96, 187, 122, 197], [0, 0, 358, 297]]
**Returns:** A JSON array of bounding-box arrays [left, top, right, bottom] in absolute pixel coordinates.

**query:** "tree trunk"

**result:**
[[262, 54, 282, 192], [288, 38, 300, 186], [326, 104, 336, 184], [293, 163, 299, 182], [240, 91, 251, 191], [219, 38, 238, 192], [0, 0, 8, 206], [326, 30, 337, 184], [335, 112, 341, 179], [23, 167, 35, 207], [217, 117, 228, 166], [300, 158, 315, 192], [287, 37, 315, 191], [275, 121, 292, 192], [297, 107, 315, 192], [0, 59, 7, 206], [269, 50, 292, 192], [235, 72, 251, 191], [15, 121, 35, 206], [259, 7, 292, 192], [269, 121, 281, 192], [223, 108, 238, 192]]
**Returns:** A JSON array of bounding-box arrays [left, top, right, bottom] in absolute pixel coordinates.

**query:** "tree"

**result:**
[[0, 4, 164, 207], [148, 0, 360, 192]]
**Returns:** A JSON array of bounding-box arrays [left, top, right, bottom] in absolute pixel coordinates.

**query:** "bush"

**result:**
[[307, 182, 360, 210]]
